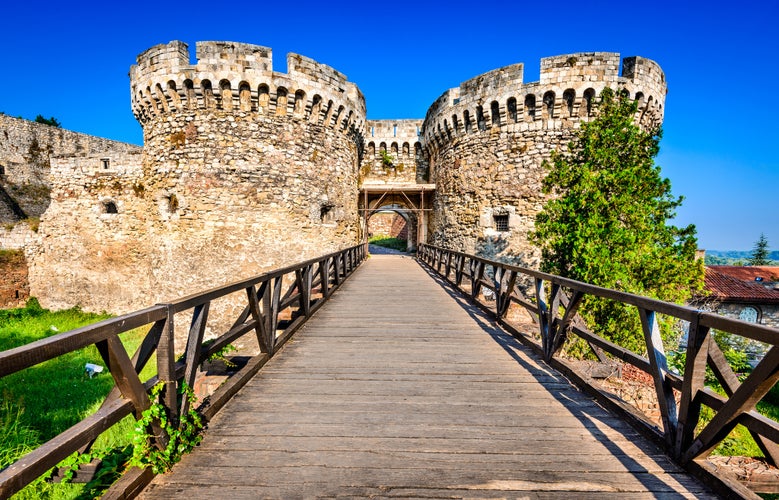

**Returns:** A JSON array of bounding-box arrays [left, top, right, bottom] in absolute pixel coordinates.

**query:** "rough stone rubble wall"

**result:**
[[0, 113, 141, 224], [27, 41, 365, 326], [423, 52, 666, 266]]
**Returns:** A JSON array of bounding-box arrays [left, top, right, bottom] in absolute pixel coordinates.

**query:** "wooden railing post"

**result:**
[[638, 308, 678, 449], [158, 305, 179, 425], [179, 303, 210, 417], [675, 314, 708, 461]]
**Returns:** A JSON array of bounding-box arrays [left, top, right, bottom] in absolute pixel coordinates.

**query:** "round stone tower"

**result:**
[[28, 40, 365, 314], [422, 52, 666, 266]]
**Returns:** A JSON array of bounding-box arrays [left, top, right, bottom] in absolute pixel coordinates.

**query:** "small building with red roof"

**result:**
[[702, 266, 779, 328]]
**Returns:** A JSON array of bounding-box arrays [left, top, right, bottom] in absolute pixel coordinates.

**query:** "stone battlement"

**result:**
[[130, 41, 365, 139], [423, 52, 666, 154]]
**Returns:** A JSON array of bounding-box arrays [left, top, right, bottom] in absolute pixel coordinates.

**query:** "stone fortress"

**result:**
[[0, 40, 665, 316]]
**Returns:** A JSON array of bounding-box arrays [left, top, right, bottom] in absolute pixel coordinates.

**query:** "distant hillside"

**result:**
[[704, 250, 779, 266]]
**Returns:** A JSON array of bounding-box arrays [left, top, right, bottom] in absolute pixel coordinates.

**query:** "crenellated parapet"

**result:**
[[130, 41, 366, 141], [423, 52, 667, 264], [422, 52, 666, 156], [361, 120, 426, 184]]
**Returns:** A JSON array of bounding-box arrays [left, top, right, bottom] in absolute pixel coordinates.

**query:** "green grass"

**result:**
[[0, 298, 154, 499], [369, 235, 408, 251]]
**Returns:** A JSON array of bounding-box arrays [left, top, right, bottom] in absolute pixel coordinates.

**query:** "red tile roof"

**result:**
[[709, 266, 779, 282], [705, 267, 779, 304]]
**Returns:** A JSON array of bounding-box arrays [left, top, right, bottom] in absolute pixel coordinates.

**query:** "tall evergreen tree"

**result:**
[[748, 233, 771, 266], [530, 88, 704, 355]]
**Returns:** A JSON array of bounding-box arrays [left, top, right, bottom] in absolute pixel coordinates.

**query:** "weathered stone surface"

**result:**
[[422, 52, 666, 266], [3, 43, 666, 340], [26, 41, 365, 333]]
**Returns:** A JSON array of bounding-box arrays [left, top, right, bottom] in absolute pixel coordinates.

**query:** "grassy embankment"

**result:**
[[0, 299, 152, 499]]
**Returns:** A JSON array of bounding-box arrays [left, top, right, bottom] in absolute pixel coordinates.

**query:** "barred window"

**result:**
[[494, 214, 509, 232]]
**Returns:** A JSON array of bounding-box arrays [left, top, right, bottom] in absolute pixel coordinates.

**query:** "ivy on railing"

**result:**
[[0, 243, 367, 498]]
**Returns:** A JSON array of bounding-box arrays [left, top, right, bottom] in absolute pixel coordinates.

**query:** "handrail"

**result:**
[[417, 243, 779, 472], [0, 243, 367, 498]]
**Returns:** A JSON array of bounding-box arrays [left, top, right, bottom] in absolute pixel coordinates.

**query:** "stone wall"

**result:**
[[368, 211, 409, 240], [361, 120, 426, 184], [716, 303, 779, 329], [27, 41, 365, 326], [0, 113, 141, 224], [422, 52, 666, 266]]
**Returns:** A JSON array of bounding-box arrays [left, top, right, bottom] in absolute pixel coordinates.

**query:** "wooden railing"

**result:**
[[0, 243, 367, 498], [418, 243, 779, 474]]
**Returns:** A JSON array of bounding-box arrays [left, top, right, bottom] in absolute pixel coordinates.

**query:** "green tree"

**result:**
[[530, 88, 704, 355], [748, 233, 771, 266], [34, 115, 61, 127]]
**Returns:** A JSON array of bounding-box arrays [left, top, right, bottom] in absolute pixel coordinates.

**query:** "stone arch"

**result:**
[[366, 201, 419, 251], [275, 87, 288, 115], [463, 110, 472, 133], [201, 79, 215, 109], [476, 105, 486, 131], [258, 84, 270, 111], [294, 89, 306, 116], [524, 94, 536, 121], [323, 99, 334, 125], [343, 110, 353, 131], [451, 114, 459, 134], [309, 94, 322, 123], [563, 89, 576, 117], [166, 80, 181, 110], [332, 105, 345, 128], [391, 142, 399, 156], [491, 100, 501, 126], [379, 142, 387, 153], [219, 79, 233, 110], [239, 81, 253, 111], [581, 88, 595, 117], [155, 83, 170, 113], [368, 142, 376, 158], [184, 79, 196, 110], [144, 87, 158, 116], [507, 97, 518, 123], [542, 91, 555, 119], [402, 142, 410, 156]]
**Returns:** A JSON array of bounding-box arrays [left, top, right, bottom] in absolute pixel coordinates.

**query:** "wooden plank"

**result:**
[[139, 256, 714, 498]]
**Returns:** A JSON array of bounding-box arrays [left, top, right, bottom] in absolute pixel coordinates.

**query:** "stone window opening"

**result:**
[[543, 91, 555, 119], [476, 106, 486, 131], [101, 158, 110, 170], [525, 95, 536, 121], [491, 101, 501, 126], [276, 87, 288, 116], [463, 110, 471, 133], [493, 214, 509, 232], [582, 88, 595, 117], [320, 203, 336, 224], [201, 79, 214, 109], [507, 97, 518, 123], [103, 200, 118, 214], [0, 164, 5, 176], [239, 82, 253, 111], [168, 194, 179, 213], [563, 89, 576, 117]]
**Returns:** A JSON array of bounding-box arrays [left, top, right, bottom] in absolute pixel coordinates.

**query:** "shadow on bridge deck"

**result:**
[[140, 254, 714, 498]]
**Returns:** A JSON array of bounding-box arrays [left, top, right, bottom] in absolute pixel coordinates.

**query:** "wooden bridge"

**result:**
[[139, 254, 712, 498], [3, 244, 779, 498]]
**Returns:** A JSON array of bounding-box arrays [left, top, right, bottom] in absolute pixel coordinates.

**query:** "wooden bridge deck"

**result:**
[[140, 255, 714, 498]]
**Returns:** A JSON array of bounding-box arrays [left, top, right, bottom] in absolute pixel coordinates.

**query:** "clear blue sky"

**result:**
[[2, 0, 776, 251]]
